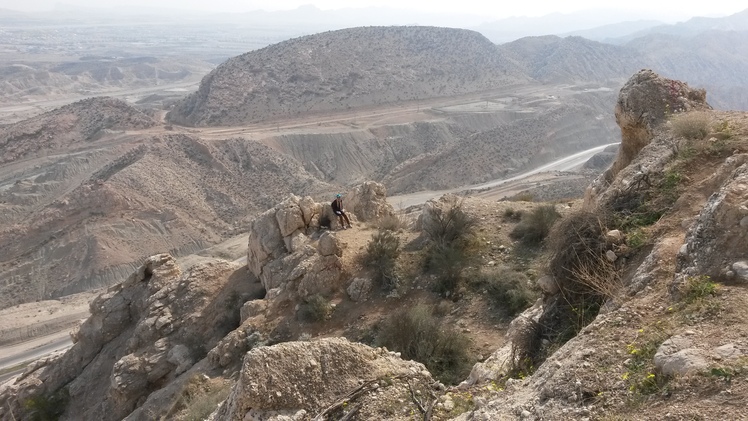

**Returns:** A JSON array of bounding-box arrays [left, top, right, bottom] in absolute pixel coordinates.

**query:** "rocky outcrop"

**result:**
[[344, 181, 394, 223], [611, 69, 709, 177], [586, 69, 711, 207], [0, 254, 255, 421], [246, 195, 344, 296], [675, 154, 748, 289], [246, 182, 391, 298], [213, 337, 437, 421]]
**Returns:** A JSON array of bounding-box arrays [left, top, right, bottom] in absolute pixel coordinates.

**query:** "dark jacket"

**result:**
[[331, 199, 343, 213]]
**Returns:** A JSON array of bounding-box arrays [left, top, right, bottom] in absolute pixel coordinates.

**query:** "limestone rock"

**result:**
[[240, 299, 268, 323], [214, 338, 434, 420], [733, 261, 748, 282], [345, 181, 394, 222], [347, 277, 373, 302], [0, 255, 250, 421], [317, 232, 342, 257], [606, 229, 624, 244], [585, 70, 710, 208], [654, 335, 709, 376], [675, 157, 748, 291], [610, 69, 710, 178], [536, 275, 559, 295]]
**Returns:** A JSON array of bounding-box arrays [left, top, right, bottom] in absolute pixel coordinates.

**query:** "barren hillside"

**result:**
[[0, 125, 335, 308], [167, 26, 528, 126], [0, 97, 155, 163]]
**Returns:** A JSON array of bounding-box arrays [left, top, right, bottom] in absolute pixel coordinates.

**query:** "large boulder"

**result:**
[[214, 338, 436, 420], [345, 181, 394, 222]]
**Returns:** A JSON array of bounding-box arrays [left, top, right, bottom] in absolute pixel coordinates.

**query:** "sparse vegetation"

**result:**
[[509, 204, 561, 246], [502, 207, 523, 222], [376, 213, 407, 232], [172, 374, 232, 421], [622, 326, 670, 404], [24, 387, 70, 421], [423, 199, 477, 246], [423, 199, 478, 297], [473, 267, 536, 318], [376, 305, 473, 385], [298, 294, 334, 322], [363, 229, 401, 290], [671, 111, 711, 140]]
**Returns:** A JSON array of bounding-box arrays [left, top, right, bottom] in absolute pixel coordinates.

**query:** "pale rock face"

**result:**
[[606, 229, 624, 244], [733, 261, 748, 282], [675, 158, 748, 291], [214, 338, 434, 420], [317, 231, 342, 257], [654, 336, 709, 376], [347, 277, 373, 302], [240, 299, 268, 323], [536, 275, 559, 295], [611, 69, 710, 178], [345, 181, 394, 222], [0, 255, 249, 421]]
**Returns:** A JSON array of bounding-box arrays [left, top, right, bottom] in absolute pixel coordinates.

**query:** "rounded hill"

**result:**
[[167, 26, 527, 126]]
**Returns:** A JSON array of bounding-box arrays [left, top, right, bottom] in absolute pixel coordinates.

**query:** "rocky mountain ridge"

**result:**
[[167, 26, 528, 126]]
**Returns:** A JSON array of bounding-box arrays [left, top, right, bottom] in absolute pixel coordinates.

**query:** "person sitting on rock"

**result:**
[[331, 193, 352, 230]]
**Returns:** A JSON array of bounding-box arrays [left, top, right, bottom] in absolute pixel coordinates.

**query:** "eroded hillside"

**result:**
[[167, 26, 528, 126]]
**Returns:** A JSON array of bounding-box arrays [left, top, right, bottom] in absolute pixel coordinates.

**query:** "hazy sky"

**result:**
[[3, 0, 745, 20]]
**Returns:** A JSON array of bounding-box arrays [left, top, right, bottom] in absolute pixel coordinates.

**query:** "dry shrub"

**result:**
[[671, 111, 711, 140], [376, 305, 473, 385], [172, 375, 232, 421], [423, 199, 477, 297], [537, 210, 622, 351], [376, 213, 407, 232], [423, 198, 477, 245]]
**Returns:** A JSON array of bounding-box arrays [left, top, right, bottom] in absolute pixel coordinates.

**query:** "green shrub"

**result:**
[[376, 305, 473, 385], [682, 275, 718, 304], [476, 268, 535, 318], [713, 120, 733, 140], [364, 229, 401, 289], [24, 387, 69, 421], [426, 242, 470, 297], [671, 111, 711, 140], [510, 205, 561, 245], [626, 228, 647, 250], [298, 294, 333, 322]]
